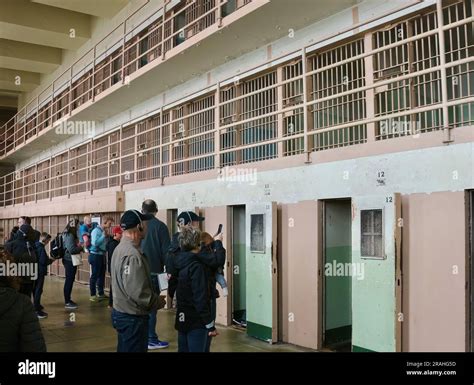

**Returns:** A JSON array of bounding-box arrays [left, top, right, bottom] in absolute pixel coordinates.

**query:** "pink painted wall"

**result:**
[[279, 201, 321, 350], [402, 191, 467, 352]]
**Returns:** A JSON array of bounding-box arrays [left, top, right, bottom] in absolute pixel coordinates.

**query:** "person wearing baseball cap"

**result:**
[[166, 211, 205, 271], [176, 211, 205, 227], [166, 211, 225, 352], [140, 199, 171, 350], [106, 226, 123, 308], [110, 209, 166, 352]]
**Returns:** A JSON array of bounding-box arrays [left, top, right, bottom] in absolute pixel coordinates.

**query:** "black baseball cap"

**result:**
[[177, 211, 205, 225], [120, 209, 154, 230]]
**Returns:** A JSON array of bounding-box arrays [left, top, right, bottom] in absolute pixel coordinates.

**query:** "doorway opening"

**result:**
[[322, 199, 352, 352], [231, 205, 247, 329]]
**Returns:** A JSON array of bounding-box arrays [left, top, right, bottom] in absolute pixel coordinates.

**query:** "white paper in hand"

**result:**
[[158, 273, 169, 292]]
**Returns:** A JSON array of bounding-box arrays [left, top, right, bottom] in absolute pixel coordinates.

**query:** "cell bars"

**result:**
[[136, 117, 161, 182], [0, 0, 255, 159], [170, 94, 215, 176], [0, 0, 473, 207], [219, 71, 278, 166], [309, 38, 367, 150], [373, 10, 443, 139], [69, 143, 88, 195], [445, 0, 474, 127], [282, 60, 305, 157], [374, 0, 474, 139]]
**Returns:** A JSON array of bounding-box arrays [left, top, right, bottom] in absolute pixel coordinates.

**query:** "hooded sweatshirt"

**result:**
[[167, 232, 226, 300], [172, 250, 215, 333], [0, 286, 46, 352]]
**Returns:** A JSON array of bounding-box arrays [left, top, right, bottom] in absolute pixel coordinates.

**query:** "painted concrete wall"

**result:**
[[124, 143, 473, 212], [325, 201, 352, 332], [402, 191, 467, 352]]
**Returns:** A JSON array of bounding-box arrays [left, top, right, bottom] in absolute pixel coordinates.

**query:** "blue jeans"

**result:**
[[33, 270, 47, 310], [216, 272, 227, 289], [178, 328, 208, 352], [89, 253, 106, 296], [111, 309, 148, 352], [148, 274, 160, 342], [62, 258, 77, 303]]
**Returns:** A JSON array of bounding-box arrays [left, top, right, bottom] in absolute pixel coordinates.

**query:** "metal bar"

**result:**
[[437, 0, 451, 142]]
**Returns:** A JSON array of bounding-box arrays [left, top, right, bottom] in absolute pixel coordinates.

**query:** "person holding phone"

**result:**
[[201, 231, 228, 297], [173, 226, 218, 352]]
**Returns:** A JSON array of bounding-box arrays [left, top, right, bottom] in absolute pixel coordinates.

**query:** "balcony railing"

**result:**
[[0, 0, 254, 158], [0, 0, 473, 208]]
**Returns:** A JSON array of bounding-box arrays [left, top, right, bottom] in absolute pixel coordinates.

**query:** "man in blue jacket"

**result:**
[[34, 233, 52, 319], [89, 217, 114, 302], [141, 199, 171, 350]]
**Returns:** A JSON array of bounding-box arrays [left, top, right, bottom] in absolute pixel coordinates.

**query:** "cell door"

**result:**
[[246, 202, 278, 343], [202, 205, 232, 326], [351, 193, 402, 352]]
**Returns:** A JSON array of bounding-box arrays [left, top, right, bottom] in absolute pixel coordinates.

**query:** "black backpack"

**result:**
[[50, 233, 65, 259]]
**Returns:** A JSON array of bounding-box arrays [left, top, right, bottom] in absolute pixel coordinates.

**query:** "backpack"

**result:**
[[50, 233, 65, 259]]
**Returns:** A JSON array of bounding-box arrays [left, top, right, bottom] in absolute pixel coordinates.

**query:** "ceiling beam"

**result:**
[[0, 68, 40, 92], [0, 39, 61, 74], [31, 0, 130, 18], [0, 0, 90, 50]]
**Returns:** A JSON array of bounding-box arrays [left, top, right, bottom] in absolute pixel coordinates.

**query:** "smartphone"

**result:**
[[214, 224, 223, 237]]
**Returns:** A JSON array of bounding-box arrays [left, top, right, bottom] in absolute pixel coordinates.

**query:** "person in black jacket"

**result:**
[[167, 211, 225, 296], [6, 226, 19, 242], [167, 212, 225, 352], [34, 233, 53, 319], [0, 251, 46, 352], [62, 219, 82, 310], [5, 224, 38, 299], [173, 226, 218, 352], [141, 199, 171, 350]]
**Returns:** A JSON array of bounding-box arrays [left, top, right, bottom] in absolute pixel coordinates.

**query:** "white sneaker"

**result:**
[[223, 287, 228, 297]]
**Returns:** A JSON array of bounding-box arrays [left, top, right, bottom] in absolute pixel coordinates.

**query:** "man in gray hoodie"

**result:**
[[111, 209, 166, 352]]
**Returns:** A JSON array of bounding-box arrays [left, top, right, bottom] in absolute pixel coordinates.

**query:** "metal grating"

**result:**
[[309, 39, 367, 149], [0, 1, 472, 207], [239, 71, 278, 164]]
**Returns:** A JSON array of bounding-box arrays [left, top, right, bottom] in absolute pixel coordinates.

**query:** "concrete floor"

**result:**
[[38, 276, 312, 353]]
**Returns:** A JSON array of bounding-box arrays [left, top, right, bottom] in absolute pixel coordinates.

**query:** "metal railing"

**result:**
[[0, 0, 254, 158], [0, 0, 473, 208]]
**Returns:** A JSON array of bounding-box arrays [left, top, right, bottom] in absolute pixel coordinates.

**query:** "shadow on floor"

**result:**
[[39, 276, 312, 353]]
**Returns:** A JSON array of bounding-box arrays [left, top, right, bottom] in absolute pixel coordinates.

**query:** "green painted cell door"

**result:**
[[246, 202, 278, 343], [351, 193, 402, 352]]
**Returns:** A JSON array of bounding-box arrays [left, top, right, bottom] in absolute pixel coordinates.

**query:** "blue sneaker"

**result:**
[[148, 340, 169, 350]]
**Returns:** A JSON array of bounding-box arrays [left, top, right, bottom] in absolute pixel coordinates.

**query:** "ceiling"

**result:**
[[0, 0, 129, 109]]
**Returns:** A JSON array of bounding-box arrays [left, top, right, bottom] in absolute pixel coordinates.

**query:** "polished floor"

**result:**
[[38, 276, 311, 353]]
